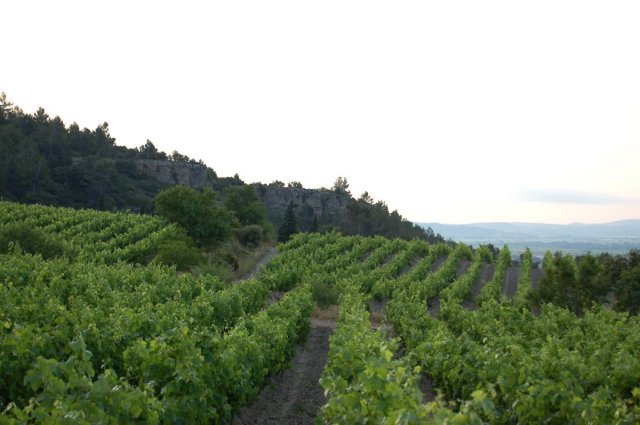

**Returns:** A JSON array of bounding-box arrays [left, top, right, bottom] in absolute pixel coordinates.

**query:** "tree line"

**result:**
[[533, 250, 640, 315], [1, 93, 444, 244]]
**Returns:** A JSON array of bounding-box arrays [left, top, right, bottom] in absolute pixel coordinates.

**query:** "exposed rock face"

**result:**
[[253, 184, 352, 230], [131, 161, 350, 231], [135, 160, 216, 188]]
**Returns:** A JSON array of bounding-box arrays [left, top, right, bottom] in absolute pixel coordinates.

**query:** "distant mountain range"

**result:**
[[418, 220, 640, 255]]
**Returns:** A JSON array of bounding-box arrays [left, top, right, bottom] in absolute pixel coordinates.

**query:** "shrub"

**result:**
[[219, 251, 239, 271], [153, 239, 204, 271], [155, 186, 236, 248], [236, 225, 263, 247], [311, 279, 341, 309], [0, 223, 66, 259]]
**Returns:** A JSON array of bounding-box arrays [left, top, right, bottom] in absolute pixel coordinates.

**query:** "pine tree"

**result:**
[[278, 201, 298, 242]]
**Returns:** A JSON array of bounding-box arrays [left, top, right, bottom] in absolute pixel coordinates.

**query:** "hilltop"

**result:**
[[0, 93, 441, 243]]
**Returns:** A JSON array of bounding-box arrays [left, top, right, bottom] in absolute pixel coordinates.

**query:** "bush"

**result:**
[[223, 185, 267, 226], [236, 225, 263, 247], [192, 261, 233, 282], [219, 251, 239, 271], [0, 223, 66, 259], [153, 239, 204, 271], [155, 186, 236, 248], [311, 279, 341, 309]]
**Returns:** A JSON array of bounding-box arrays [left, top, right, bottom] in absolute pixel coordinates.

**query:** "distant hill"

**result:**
[[418, 220, 640, 255]]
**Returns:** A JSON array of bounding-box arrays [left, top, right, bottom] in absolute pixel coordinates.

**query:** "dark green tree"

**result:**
[[278, 201, 298, 242], [155, 186, 236, 247], [223, 185, 266, 226], [616, 264, 640, 314], [576, 253, 608, 309], [332, 176, 350, 195], [359, 191, 373, 204], [536, 251, 584, 313], [169, 150, 190, 162], [137, 140, 167, 160]]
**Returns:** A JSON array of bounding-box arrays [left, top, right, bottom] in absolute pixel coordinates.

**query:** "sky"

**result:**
[[3, 1, 640, 224]]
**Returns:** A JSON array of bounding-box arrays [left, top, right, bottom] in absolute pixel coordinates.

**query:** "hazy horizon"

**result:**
[[422, 218, 640, 226], [4, 1, 639, 224]]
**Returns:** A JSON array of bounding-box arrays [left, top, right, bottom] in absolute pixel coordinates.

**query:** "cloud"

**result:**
[[515, 189, 633, 205]]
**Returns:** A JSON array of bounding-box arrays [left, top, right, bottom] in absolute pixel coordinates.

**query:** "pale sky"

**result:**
[[3, 1, 640, 224]]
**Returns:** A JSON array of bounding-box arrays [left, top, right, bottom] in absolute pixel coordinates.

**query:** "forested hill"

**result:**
[[0, 93, 442, 242], [0, 93, 243, 212]]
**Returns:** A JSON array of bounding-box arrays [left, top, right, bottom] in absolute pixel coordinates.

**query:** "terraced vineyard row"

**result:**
[[0, 201, 178, 264], [276, 233, 640, 424], [2, 204, 638, 423], [0, 252, 317, 423], [0, 203, 318, 423]]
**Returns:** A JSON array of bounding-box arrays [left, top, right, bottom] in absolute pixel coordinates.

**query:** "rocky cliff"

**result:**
[[135, 160, 216, 188], [253, 183, 352, 231], [132, 162, 348, 230]]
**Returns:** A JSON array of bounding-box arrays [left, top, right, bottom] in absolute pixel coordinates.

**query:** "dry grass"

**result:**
[[311, 305, 339, 329], [312, 305, 339, 320], [230, 243, 275, 281], [369, 307, 386, 326], [368, 300, 395, 335]]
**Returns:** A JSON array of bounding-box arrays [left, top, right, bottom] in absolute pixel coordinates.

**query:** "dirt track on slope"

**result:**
[[238, 246, 279, 281], [233, 321, 333, 425]]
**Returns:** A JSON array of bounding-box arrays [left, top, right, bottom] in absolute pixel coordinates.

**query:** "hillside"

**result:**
[[0, 93, 439, 242], [1, 205, 639, 422]]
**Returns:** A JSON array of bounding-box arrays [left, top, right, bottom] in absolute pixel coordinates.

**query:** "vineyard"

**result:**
[[0, 201, 178, 264], [1, 203, 639, 423]]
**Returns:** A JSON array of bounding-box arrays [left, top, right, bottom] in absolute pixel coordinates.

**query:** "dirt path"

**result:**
[[531, 268, 544, 290], [399, 253, 425, 276], [238, 246, 278, 281], [431, 255, 448, 273], [456, 260, 471, 278], [427, 297, 440, 318], [417, 374, 436, 403], [503, 266, 520, 298], [233, 322, 333, 425]]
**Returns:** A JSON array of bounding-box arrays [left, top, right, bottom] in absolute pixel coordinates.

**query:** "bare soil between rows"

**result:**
[[232, 321, 333, 425], [503, 266, 520, 298]]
